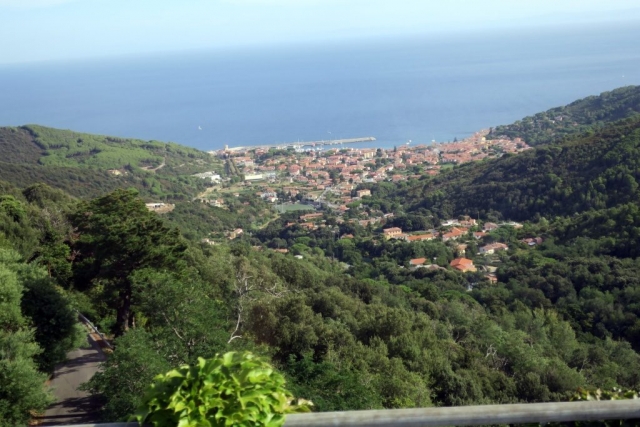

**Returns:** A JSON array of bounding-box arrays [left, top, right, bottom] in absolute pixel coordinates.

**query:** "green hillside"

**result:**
[[3, 95, 640, 425], [396, 115, 640, 221], [3, 183, 639, 425], [488, 85, 640, 145], [0, 125, 223, 200]]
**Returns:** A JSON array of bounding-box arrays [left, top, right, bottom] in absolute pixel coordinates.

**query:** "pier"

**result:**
[[213, 136, 376, 153]]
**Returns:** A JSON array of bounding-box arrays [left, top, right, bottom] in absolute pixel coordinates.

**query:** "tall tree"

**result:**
[[70, 189, 186, 336]]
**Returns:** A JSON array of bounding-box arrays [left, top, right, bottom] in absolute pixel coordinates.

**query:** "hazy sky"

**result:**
[[1, 0, 639, 64]]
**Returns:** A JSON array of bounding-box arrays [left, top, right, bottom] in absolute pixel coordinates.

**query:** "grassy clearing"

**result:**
[[274, 203, 316, 213]]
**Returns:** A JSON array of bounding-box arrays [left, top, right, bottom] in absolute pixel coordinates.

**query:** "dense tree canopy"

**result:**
[[488, 85, 640, 146], [364, 115, 640, 222], [3, 91, 640, 422], [0, 249, 51, 427]]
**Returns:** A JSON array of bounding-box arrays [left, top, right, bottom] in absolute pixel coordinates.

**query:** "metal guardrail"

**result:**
[[53, 399, 640, 427], [76, 311, 114, 350], [287, 400, 640, 426]]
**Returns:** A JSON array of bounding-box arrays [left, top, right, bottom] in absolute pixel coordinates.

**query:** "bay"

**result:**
[[0, 23, 639, 151]]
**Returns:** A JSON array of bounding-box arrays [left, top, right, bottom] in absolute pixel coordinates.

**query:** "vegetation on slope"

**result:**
[[0, 183, 85, 426], [0, 183, 636, 422], [0, 248, 53, 427], [0, 125, 272, 239], [488, 85, 640, 145], [23, 124, 207, 170], [4, 89, 640, 423], [393, 115, 640, 221], [0, 125, 223, 200]]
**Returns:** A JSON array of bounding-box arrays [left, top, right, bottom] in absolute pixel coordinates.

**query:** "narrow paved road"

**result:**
[[38, 334, 106, 426]]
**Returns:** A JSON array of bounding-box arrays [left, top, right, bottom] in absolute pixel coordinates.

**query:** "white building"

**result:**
[[193, 171, 222, 182], [244, 174, 264, 181]]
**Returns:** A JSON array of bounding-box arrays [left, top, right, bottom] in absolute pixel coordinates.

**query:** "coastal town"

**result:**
[[182, 128, 540, 283], [193, 128, 530, 209]]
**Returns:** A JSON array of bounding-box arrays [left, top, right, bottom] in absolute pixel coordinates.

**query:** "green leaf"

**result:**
[[134, 351, 312, 427]]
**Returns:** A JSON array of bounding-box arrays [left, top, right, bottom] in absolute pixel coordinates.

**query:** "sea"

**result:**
[[1, 23, 639, 152]]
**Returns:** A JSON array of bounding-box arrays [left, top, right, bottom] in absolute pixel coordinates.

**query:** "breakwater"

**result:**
[[218, 137, 376, 152]]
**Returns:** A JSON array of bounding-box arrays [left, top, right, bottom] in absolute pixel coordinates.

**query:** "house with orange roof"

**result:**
[[300, 213, 323, 221], [450, 258, 476, 272], [405, 233, 436, 242], [442, 227, 467, 242], [288, 165, 301, 176]]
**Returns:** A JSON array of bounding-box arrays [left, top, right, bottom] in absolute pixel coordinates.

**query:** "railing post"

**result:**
[[77, 310, 114, 349]]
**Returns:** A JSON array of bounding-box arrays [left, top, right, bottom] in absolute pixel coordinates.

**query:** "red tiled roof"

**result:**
[[450, 258, 473, 267]]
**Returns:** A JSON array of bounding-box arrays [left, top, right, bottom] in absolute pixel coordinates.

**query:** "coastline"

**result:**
[[216, 136, 377, 153]]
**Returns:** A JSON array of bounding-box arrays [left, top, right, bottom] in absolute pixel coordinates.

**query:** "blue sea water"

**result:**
[[0, 23, 639, 151]]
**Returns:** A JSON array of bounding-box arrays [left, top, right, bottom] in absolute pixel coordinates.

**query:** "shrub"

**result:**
[[572, 387, 639, 401], [134, 351, 311, 427]]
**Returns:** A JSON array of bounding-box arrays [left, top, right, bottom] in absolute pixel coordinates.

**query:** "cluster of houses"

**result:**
[[213, 202, 544, 287], [386, 217, 543, 284], [382, 218, 522, 249], [435, 130, 531, 164], [207, 141, 542, 285], [212, 129, 530, 192]]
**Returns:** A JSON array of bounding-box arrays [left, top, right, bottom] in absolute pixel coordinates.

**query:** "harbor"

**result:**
[[214, 136, 376, 153]]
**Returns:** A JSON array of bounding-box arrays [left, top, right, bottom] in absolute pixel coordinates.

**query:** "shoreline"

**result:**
[[215, 136, 377, 153]]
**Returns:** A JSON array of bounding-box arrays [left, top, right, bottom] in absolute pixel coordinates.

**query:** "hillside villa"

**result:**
[[479, 242, 509, 254], [450, 258, 477, 272], [383, 227, 403, 239]]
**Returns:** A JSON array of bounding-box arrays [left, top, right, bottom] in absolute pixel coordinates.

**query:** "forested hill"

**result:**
[[4, 130, 640, 424], [488, 85, 640, 146], [400, 115, 640, 221], [4, 182, 640, 426], [0, 125, 222, 200]]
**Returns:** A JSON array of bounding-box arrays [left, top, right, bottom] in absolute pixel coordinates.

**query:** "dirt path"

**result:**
[[37, 334, 106, 426], [141, 157, 166, 172], [195, 186, 216, 200], [150, 158, 166, 172]]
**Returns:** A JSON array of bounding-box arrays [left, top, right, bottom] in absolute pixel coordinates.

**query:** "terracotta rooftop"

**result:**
[[450, 258, 473, 267]]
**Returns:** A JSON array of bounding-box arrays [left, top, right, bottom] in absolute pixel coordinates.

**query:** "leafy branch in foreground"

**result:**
[[134, 351, 312, 427]]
